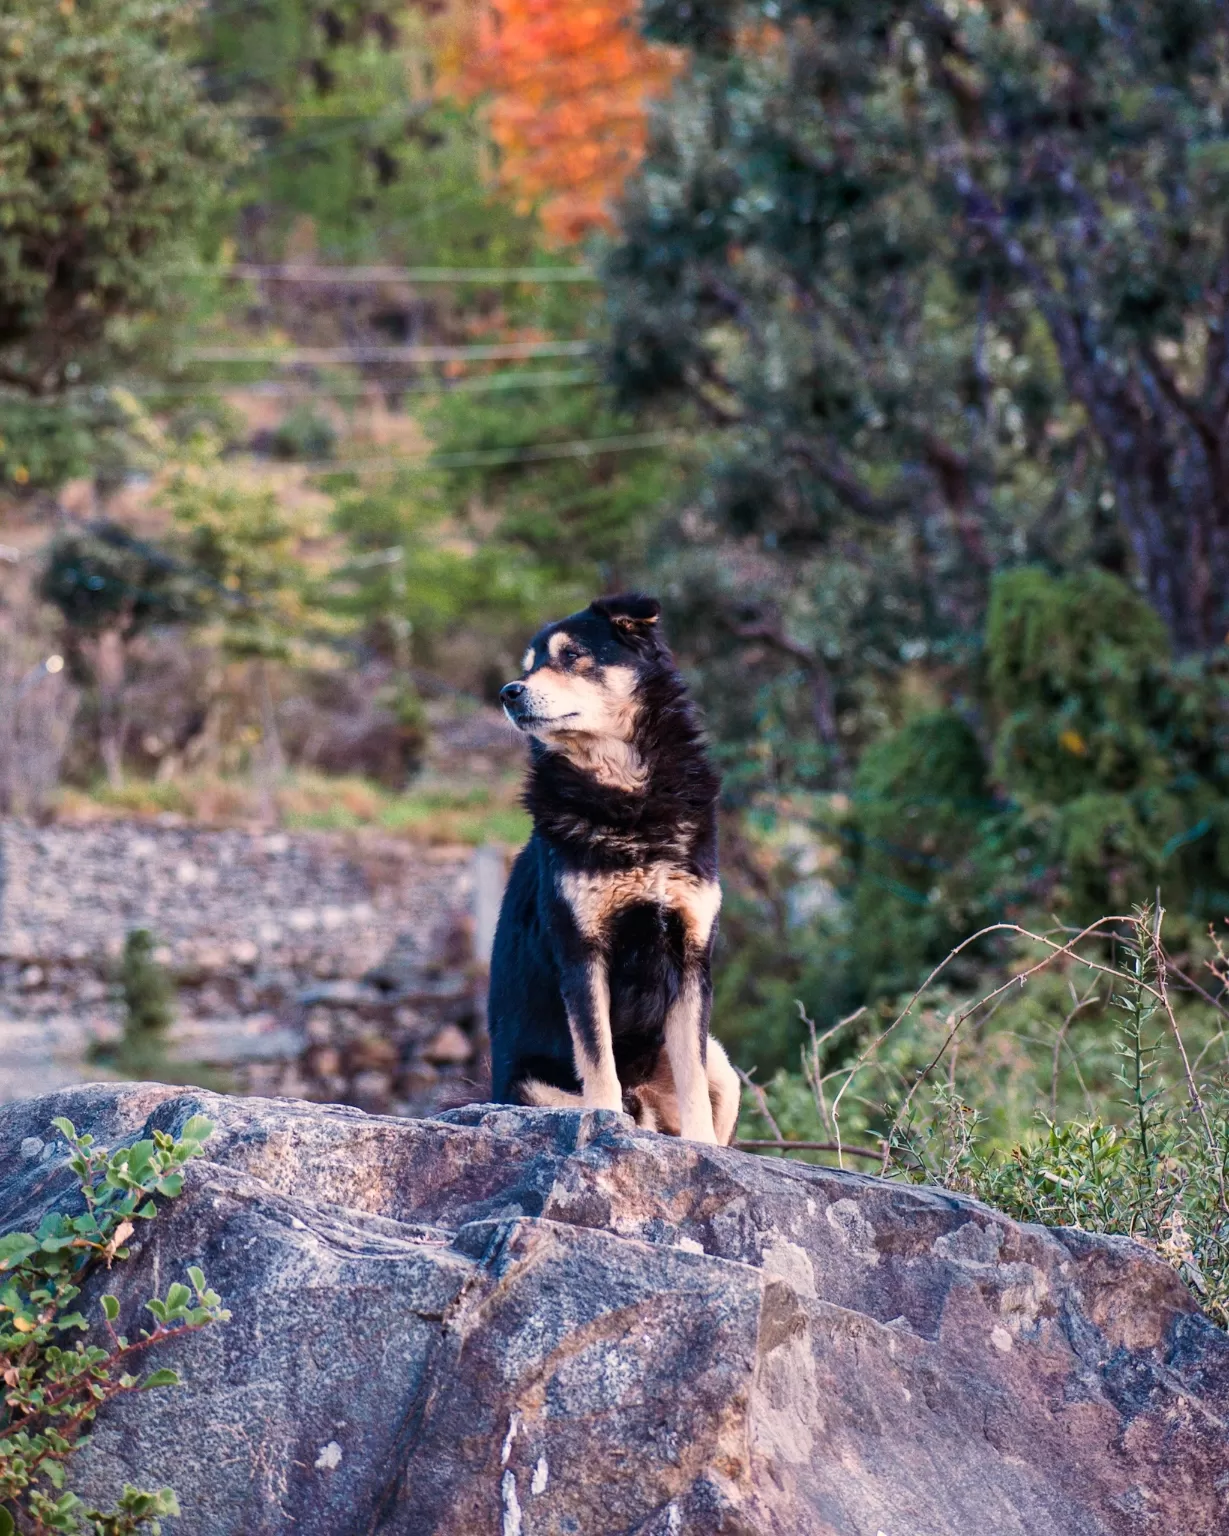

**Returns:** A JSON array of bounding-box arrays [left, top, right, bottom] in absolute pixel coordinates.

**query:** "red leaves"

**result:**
[[446, 0, 680, 242]]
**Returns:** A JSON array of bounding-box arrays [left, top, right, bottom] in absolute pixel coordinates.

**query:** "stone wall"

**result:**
[[0, 819, 503, 1110]]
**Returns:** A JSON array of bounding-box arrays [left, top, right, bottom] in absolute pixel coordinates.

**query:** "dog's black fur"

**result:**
[[488, 594, 738, 1142]]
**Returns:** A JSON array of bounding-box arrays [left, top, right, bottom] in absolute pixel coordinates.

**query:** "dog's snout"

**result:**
[[500, 681, 527, 706]]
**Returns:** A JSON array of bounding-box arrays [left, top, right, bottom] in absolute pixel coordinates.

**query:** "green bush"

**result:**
[[763, 568, 1229, 1059], [738, 906, 1229, 1329], [986, 567, 1172, 801], [269, 407, 336, 464], [0, 1115, 230, 1534], [847, 712, 998, 997], [987, 568, 1229, 918], [0, 0, 242, 399]]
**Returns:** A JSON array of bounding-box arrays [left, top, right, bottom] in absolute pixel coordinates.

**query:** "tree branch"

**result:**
[[727, 613, 840, 748], [781, 434, 905, 523]]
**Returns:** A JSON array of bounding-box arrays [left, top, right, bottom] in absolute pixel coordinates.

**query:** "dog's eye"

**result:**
[[560, 646, 583, 666]]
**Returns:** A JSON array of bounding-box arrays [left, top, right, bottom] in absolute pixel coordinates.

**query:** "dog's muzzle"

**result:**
[[500, 680, 530, 725]]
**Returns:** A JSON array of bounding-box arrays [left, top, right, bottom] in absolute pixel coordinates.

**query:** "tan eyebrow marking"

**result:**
[[522, 646, 534, 672], [548, 631, 571, 661]]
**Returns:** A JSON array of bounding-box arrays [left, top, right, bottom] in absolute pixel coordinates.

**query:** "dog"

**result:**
[[487, 593, 740, 1145]]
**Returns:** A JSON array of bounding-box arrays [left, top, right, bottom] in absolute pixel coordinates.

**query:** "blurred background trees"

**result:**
[[6, 0, 1229, 1149]]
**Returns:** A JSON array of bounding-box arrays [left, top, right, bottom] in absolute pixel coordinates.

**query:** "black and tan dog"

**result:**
[[488, 593, 740, 1145]]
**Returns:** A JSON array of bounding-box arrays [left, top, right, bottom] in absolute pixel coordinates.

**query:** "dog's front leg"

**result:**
[[664, 969, 718, 1144], [558, 945, 623, 1114]]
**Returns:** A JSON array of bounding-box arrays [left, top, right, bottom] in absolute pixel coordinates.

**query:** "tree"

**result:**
[[160, 447, 344, 779], [605, 0, 1229, 794], [445, 0, 680, 241], [38, 521, 199, 785], [0, 0, 242, 397]]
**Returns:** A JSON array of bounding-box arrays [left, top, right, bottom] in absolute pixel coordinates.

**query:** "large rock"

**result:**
[[2, 1084, 1228, 1535]]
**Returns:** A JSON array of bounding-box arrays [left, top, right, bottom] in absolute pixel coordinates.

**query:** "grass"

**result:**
[[737, 904, 1229, 1327], [49, 769, 531, 847]]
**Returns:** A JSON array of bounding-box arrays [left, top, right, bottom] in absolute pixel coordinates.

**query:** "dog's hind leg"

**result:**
[[705, 1038, 741, 1146], [520, 1079, 587, 1111], [664, 974, 718, 1144]]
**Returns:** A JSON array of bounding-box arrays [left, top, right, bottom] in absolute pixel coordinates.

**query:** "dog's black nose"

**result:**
[[500, 681, 527, 706]]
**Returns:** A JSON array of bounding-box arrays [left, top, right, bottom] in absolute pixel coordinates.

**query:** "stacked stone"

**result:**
[[0, 819, 489, 1111], [269, 915, 488, 1114]]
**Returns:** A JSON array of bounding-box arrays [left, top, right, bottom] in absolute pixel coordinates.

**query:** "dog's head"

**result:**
[[500, 593, 664, 747]]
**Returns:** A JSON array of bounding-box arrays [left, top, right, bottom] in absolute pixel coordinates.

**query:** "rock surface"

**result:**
[[3, 1084, 1228, 1536]]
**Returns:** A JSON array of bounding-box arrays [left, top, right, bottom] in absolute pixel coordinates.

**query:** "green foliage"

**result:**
[[0, 403, 94, 495], [37, 526, 199, 641], [0, 0, 242, 399], [160, 449, 341, 661], [987, 568, 1172, 802], [0, 1115, 228, 1535], [118, 927, 175, 1050], [741, 906, 1229, 1328], [847, 712, 997, 993], [199, 1, 536, 272], [269, 406, 336, 463], [608, 0, 1229, 816], [738, 567, 1229, 1060], [986, 568, 1229, 918]]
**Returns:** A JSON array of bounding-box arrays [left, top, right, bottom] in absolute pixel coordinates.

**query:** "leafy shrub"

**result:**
[[847, 712, 1001, 997], [0, 0, 241, 397], [0, 1115, 230, 1534], [38, 528, 199, 642], [738, 906, 1229, 1328], [743, 567, 1229, 1070], [0, 403, 94, 495], [89, 931, 179, 1083], [268, 407, 336, 464], [119, 932, 175, 1046], [986, 567, 1172, 802], [985, 567, 1229, 918]]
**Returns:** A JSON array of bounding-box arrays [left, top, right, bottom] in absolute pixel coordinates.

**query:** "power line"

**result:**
[[185, 264, 596, 284], [295, 429, 681, 474], [184, 340, 592, 364], [123, 367, 599, 399]]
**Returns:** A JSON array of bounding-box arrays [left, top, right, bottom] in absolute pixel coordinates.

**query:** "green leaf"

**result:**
[[101, 1294, 120, 1321], [0, 1505, 13, 1536], [155, 1174, 183, 1197], [163, 1282, 191, 1312], [187, 1265, 206, 1291], [50, 1117, 78, 1142], [180, 1116, 214, 1144], [142, 1368, 181, 1389], [56, 1311, 88, 1331], [0, 1231, 38, 1270]]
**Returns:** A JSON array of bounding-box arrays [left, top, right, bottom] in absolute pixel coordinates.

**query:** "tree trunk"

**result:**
[[255, 659, 284, 825], [89, 627, 128, 789]]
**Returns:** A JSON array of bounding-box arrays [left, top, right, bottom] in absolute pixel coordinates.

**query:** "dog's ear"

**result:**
[[593, 593, 661, 637]]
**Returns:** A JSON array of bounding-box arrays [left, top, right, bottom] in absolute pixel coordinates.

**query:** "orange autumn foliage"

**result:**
[[443, 0, 681, 244]]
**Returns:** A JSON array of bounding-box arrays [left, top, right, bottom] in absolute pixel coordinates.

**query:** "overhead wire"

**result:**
[[175, 264, 596, 283], [121, 367, 600, 400], [295, 430, 683, 475], [183, 340, 592, 364]]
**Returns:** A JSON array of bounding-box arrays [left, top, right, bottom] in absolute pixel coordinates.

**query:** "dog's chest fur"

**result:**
[[521, 661, 722, 955], [559, 862, 721, 949]]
